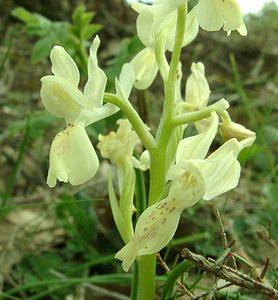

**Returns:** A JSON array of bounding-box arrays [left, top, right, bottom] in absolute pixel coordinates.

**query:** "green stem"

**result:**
[[155, 32, 169, 81], [131, 262, 139, 300], [104, 93, 156, 151], [229, 53, 257, 128], [149, 5, 187, 206], [137, 254, 157, 300], [135, 6, 187, 300], [172, 99, 229, 126], [135, 168, 147, 220]]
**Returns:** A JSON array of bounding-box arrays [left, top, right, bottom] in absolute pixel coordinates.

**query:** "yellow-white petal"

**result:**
[[84, 36, 107, 108], [197, 137, 255, 200], [132, 2, 154, 47], [196, 0, 247, 36], [185, 62, 210, 109], [40, 75, 89, 122], [176, 113, 218, 162], [50, 46, 80, 86], [130, 48, 158, 90], [47, 124, 99, 187], [131, 150, 150, 171], [82, 104, 119, 127], [115, 197, 182, 272], [115, 63, 136, 100], [219, 121, 256, 142], [167, 160, 206, 207]]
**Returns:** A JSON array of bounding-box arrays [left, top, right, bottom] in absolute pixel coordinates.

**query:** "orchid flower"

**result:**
[[115, 160, 205, 272], [169, 113, 256, 200], [98, 119, 139, 166], [219, 111, 256, 142], [195, 0, 247, 36], [41, 36, 119, 187], [131, 0, 198, 89]]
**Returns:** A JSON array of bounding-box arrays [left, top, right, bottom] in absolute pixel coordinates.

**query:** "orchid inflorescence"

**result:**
[[40, 0, 255, 283]]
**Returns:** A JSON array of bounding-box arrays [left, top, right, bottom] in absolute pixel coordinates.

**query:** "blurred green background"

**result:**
[[0, 0, 278, 299]]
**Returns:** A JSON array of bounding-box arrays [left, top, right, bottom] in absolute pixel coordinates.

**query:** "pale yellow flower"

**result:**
[[195, 0, 247, 36], [131, 0, 198, 89], [98, 119, 139, 165], [41, 37, 118, 187], [115, 161, 205, 271], [172, 113, 255, 200]]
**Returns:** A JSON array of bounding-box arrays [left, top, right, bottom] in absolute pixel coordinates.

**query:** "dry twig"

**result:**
[[181, 248, 278, 299]]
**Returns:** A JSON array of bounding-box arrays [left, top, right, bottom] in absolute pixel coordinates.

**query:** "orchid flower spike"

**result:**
[[41, 36, 118, 187]]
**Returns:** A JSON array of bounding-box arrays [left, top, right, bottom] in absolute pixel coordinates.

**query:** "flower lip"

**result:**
[[47, 124, 99, 188]]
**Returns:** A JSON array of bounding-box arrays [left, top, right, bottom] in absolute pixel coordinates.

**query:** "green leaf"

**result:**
[[31, 36, 54, 63], [161, 261, 193, 300], [80, 12, 95, 28], [11, 7, 37, 24], [55, 194, 98, 252], [82, 24, 102, 40], [7, 111, 56, 139], [72, 5, 95, 29], [108, 176, 131, 244], [12, 7, 51, 36]]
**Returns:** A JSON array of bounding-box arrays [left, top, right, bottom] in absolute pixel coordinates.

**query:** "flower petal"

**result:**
[[84, 36, 107, 108], [219, 120, 256, 142], [196, 0, 247, 36], [50, 46, 80, 86], [185, 62, 211, 109], [132, 0, 186, 49], [131, 150, 150, 171], [182, 7, 199, 47], [130, 48, 158, 90], [40, 75, 89, 122], [197, 137, 255, 200], [81, 103, 119, 126], [132, 2, 155, 47], [115, 196, 181, 272], [176, 113, 218, 162], [115, 63, 136, 100], [167, 160, 206, 207], [47, 124, 99, 187]]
